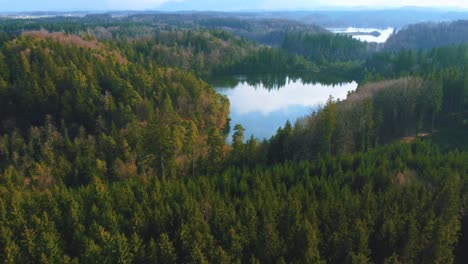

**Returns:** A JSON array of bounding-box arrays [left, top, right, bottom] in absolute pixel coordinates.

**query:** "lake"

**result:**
[[327, 27, 394, 43], [212, 75, 358, 140]]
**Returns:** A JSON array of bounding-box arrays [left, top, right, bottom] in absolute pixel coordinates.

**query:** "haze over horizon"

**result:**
[[1, 0, 468, 12]]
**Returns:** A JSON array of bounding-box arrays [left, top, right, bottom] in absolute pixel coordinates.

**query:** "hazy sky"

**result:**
[[1, 0, 468, 11]]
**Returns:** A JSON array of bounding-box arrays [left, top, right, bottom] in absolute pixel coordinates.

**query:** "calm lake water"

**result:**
[[328, 27, 394, 43], [212, 75, 358, 140]]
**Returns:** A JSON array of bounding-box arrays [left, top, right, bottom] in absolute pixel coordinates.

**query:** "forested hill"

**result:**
[[0, 30, 231, 183], [0, 15, 340, 77], [385, 20, 468, 51], [126, 14, 326, 46], [0, 13, 326, 46]]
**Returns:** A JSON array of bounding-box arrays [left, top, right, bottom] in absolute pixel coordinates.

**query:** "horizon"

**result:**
[[1, 6, 468, 14], [1, 0, 468, 12]]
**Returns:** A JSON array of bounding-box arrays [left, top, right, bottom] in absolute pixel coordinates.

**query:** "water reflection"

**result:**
[[328, 27, 394, 43], [212, 75, 358, 140], [210, 73, 354, 90]]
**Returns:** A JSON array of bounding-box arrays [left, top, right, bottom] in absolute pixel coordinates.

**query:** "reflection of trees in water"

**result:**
[[245, 74, 288, 90], [209, 73, 354, 90]]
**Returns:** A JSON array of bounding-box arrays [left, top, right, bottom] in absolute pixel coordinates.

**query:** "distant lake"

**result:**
[[211, 75, 358, 140], [328, 27, 394, 43]]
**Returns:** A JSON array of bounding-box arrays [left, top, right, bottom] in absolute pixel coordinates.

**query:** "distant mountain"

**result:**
[[153, 6, 468, 28], [3, 7, 468, 29], [256, 8, 468, 28], [384, 20, 468, 51]]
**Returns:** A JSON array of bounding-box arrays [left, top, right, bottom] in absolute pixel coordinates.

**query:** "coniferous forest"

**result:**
[[0, 13, 467, 263]]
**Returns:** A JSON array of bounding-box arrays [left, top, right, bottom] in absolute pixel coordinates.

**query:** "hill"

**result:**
[[385, 20, 468, 51]]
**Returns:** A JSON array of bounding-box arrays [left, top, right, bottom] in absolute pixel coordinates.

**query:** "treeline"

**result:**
[[282, 33, 369, 64], [385, 20, 468, 51], [197, 17, 325, 46], [364, 43, 468, 79], [219, 32, 368, 77], [217, 47, 319, 75]]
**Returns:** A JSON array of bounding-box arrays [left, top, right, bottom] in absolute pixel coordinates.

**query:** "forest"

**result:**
[[385, 20, 468, 51], [0, 13, 467, 263]]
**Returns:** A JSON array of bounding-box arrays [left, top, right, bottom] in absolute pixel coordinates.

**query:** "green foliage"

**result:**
[[0, 14, 467, 264], [0, 142, 465, 262], [0, 32, 229, 182], [385, 20, 468, 51], [282, 32, 369, 63], [220, 47, 319, 75]]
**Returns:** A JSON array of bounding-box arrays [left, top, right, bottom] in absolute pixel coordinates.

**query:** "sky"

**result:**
[[1, 0, 468, 12]]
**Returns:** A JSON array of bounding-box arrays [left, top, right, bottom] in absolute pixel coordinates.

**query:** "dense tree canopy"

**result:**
[[385, 20, 468, 51], [0, 14, 467, 263]]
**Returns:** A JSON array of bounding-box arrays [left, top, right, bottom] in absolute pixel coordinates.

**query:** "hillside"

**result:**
[[385, 20, 468, 51]]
